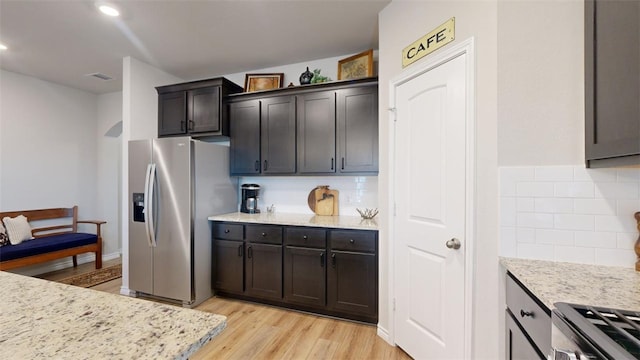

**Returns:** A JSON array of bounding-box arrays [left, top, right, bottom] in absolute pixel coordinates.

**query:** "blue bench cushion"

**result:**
[[0, 233, 97, 262]]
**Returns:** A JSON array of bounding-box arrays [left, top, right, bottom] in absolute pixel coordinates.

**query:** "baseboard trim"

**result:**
[[8, 251, 122, 277], [377, 325, 393, 345]]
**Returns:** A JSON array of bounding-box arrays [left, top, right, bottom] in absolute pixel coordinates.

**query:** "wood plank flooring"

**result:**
[[36, 259, 411, 360]]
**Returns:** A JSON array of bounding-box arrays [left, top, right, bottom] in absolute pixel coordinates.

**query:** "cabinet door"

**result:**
[[585, 0, 640, 166], [284, 246, 326, 307], [297, 91, 336, 173], [213, 239, 244, 294], [188, 86, 221, 134], [158, 92, 187, 136], [336, 86, 379, 173], [230, 100, 261, 175], [327, 250, 377, 318], [245, 243, 283, 300], [505, 310, 545, 360], [261, 96, 296, 174]]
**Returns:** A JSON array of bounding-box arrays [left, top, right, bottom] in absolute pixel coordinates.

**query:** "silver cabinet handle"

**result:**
[[446, 238, 461, 250]]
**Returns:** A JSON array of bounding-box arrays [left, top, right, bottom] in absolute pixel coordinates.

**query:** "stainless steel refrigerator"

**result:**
[[128, 137, 236, 307]]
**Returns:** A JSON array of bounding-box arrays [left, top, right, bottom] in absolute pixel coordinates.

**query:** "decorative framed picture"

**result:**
[[337, 49, 373, 80], [244, 73, 284, 92]]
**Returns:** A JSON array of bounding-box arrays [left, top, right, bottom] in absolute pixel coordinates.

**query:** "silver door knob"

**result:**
[[446, 238, 461, 250]]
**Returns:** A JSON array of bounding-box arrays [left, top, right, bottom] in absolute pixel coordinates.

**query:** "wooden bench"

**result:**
[[0, 206, 105, 271]]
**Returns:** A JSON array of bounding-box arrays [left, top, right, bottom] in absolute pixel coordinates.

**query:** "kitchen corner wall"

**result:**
[[500, 165, 640, 267], [237, 176, 378, 217]]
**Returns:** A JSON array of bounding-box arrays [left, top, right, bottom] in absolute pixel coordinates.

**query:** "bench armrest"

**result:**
[[77, 220, 106, 238]]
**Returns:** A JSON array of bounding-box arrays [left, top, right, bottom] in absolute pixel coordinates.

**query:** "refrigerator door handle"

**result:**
[[143, 164, 153, 247], [147, 163, 157, 247]]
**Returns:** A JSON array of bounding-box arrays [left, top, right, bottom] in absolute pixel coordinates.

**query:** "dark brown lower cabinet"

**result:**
[[212, 239, 244, 294], [505, 310, 544, 360], [245, 243, 282, 300], [284, 246, 326, 307], [327, 251, 377, 318], [212, 221, 378, 323]]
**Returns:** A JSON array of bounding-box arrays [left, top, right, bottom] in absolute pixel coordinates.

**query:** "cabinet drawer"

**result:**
[[285, 227, 326, 248], [246, 225, 283, 244], [213, 223, 243, 240], [506, 273, 550, 357], [329, 230, 376, 253]]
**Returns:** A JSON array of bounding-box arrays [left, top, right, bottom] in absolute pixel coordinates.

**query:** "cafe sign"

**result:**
[[402, 17, 455, 68]]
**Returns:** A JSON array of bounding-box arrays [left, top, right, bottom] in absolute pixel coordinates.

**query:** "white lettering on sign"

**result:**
[[402, 17, 455, 68]]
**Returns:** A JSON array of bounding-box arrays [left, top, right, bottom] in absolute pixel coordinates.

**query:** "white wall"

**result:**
[[120, 56, 183, 294], [0, 69, 122, 274], [379, 1, 499, 359], [497, 0, 584, 166], [97, 91, 123, 256]]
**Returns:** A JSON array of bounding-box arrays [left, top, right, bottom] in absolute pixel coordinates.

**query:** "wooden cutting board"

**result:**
[[307, 186, 339, 216]]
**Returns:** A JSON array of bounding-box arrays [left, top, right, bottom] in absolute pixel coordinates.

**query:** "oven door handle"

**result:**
[[552, 348, 578, 360]]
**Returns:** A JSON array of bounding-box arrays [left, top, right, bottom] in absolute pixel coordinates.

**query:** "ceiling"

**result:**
[[0, 0, 390, 94]]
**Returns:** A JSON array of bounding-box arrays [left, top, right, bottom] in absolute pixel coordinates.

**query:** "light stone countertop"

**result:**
[[208, 212, 379, 230], [0, 271, 225, 360], [500, 257, 640, 311]]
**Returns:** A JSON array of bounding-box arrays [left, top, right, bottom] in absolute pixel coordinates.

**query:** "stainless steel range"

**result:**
[[552, 302, 640, 359]]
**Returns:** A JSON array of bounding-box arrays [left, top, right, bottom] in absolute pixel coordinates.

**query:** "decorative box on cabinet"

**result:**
[[212, 221, 378, 323], [505, 272, 551, 360], [229, 77, 378, 176], [585, 0, 640, 167], [156, 77, 242, 138]]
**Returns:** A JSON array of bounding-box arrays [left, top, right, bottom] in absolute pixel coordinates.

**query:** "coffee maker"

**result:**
[[240, 184, 260, 213]]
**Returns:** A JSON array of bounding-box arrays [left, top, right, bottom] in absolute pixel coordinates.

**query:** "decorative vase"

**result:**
[[299, 67, 313, 85]]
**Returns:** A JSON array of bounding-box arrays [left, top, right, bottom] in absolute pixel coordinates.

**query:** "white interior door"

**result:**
[[392, 50, 469, 359]]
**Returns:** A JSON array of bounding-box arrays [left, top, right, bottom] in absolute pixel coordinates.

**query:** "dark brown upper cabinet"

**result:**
[[156, 77, 242, 138], [585, 0, 640, 167], [229, 77, 378, 176], [297, 91, 337, 173]]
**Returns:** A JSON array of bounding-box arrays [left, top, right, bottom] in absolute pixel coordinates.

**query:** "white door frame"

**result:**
[[387, 37, 476, 359]]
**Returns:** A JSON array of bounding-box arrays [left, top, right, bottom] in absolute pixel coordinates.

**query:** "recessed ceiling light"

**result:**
[[98, 4, 119, 17], [0, 43, 7, 51]]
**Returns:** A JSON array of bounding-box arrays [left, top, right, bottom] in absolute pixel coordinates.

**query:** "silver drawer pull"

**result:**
[[520, 309, 533, 318]]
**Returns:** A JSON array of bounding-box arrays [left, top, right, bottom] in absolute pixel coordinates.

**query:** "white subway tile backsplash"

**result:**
[[516, 228, 536, 243], [534, 166, 574, 181], [500, 227, 517, 257], [500, 197, 517, 226], [595, 181, 639, 199], [517, 182, 555, 197], [535, 229, 574, 246], [554, 182, 594, 198], [517, 243, 554, 261], [616, 232, 637, 249], [500, 167, 535, 196], [499, 165, 639, 268], [517, 198, 535, 212], [573, 199, 616, 215], [595, 248, 637, 267], [517, 213, 554, 229], [554, 214, 594, 231], [595, 215, 636, 233], [574, 231, 617, 248], [617, 168, 640, 182], [555, 246, 595, 264], [534, 198, 573, 214], [573, 167, 617, 182]]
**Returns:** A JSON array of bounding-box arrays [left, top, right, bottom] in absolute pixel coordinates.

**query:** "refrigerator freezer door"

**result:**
[[129, 140, 154, 295], [152, 137, 193, 302]]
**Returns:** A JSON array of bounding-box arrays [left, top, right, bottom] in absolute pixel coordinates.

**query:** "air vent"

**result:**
[[85, 72, 113, 81]]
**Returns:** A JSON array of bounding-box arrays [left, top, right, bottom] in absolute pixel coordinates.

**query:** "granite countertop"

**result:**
[[500, 257, 640, 311], [0, 271, 225, 360], [208, 212, 379, 230]]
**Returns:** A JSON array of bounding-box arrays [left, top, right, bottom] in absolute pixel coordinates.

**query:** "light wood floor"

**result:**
[[38, 259, 411, 360]]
